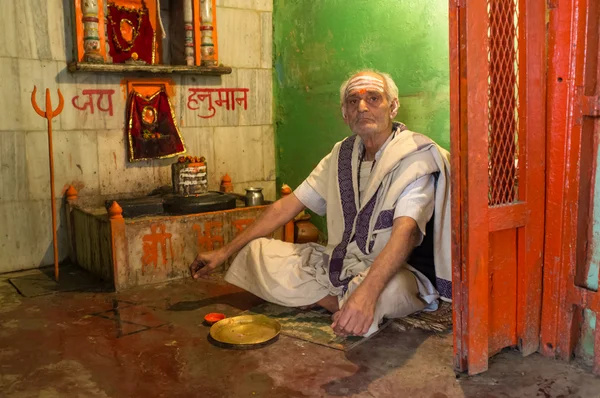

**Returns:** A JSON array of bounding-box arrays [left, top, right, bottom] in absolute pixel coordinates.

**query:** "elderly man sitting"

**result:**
[[190, 70, 451, 337]]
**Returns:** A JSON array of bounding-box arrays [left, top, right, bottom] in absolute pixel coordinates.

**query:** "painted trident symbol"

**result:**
[[31, 86, 64, 281]]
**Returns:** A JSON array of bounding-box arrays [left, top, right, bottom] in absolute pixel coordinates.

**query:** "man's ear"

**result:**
[[390, 99, 399, 119], [341, 105, 348, 122]]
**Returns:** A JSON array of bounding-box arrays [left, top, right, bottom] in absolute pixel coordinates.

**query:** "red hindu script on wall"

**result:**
[[72, 89, 115, 116], [193, 221, 224, 251], [187, 88, 249, 119], [141, 224, 173, 275]]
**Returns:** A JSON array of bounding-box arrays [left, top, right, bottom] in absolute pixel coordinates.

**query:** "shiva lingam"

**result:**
[[171, 155, 208, 196], [163, 155, 236, 215]]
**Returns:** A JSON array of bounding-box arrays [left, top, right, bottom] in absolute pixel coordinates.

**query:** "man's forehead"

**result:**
[[345, 74, 385, 96], [348, 74, 385, 86]]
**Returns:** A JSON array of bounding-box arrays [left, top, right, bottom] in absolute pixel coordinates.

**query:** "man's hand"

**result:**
[[189, 250, 228, 279], [188, 193, 306, 281], [331, 286, 378, 336], [331, 217, 422, 336]]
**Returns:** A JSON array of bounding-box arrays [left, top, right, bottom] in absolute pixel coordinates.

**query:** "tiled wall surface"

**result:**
[[0, 0, 274, 271]]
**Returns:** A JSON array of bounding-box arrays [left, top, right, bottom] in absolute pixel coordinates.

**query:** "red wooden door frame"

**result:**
[[450, 0, 490, 374], [450, 0, 546, 375], [541, 0, 600, 375]]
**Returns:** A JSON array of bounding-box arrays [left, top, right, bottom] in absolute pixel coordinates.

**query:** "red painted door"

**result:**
[[449, 0, 546, 375], [541, 0, 600, 375]]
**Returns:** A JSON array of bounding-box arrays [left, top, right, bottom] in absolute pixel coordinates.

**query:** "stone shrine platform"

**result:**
[[64, 187, 281, 291]]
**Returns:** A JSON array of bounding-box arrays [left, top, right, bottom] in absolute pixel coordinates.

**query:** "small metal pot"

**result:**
[[245, 187, 264, 207]]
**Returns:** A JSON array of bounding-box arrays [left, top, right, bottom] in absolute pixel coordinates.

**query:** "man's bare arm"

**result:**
[[332, 216, 421, 335], [356, 216, 421, 295], [190, 193, 307, 278], [223, 193, 306, 257]]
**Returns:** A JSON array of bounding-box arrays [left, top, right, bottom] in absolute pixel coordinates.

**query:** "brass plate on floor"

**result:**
[[210, 315, 281, 346]]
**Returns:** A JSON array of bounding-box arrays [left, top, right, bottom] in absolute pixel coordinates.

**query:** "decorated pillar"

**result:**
[[184, 0, 195, 66], [81, 0, 104, 63], [200, 0, 217, 66]]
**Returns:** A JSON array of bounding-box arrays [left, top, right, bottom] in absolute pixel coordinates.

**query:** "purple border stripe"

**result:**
[[436, 278, 452, 300], [354, 193, 378, 254], [328, 135, 357, 287], [374, 209, 395, 230]]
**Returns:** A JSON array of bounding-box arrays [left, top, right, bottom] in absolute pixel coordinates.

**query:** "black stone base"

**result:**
[[105, 191, 237, 218]]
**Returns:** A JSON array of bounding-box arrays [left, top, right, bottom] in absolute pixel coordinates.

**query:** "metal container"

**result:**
[[245, 187, 264, 207]]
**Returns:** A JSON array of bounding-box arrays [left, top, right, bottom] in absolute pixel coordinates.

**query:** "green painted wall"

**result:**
[[273, 0, 450, 229]]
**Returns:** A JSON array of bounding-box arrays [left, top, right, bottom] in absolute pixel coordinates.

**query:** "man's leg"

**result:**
[[299, 295, 339, 312], [339, 267, 427, 336], [316, 295, 340, 313], [225, 238, 331, 307]]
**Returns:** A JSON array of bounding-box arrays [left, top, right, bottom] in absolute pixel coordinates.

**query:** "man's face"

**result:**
[[342, 73, 398, 136]]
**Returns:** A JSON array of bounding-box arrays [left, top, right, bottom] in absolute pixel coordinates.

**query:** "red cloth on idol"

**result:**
[[127, 90, 185, 161], [107, 3, 155, 64]]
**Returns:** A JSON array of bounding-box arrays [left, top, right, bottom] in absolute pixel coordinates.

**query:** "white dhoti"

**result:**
[[225, 238, 427, 336]]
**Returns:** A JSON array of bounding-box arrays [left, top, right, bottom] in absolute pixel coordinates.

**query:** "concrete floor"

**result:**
[[1, 268, 599, 398]]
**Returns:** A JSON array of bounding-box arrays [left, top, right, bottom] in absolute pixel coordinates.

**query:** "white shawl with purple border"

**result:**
[[305, 124, 452, 303]]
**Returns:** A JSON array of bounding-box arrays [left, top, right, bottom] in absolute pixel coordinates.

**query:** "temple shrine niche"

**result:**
[[69, 0, 230, 74], [62, 2, 261, 225], [67, 1, 236, 165]]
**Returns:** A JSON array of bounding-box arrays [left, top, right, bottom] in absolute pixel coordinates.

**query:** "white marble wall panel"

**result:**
[[216, 7, 261, 68], [0, 1, 18, 58], [49, 0, 71, 61], [47, 0, 69, 62], [0, 0, 68, 61], [237, 68, 272, 125], [178, 127, 218, 189], [169, 78, 184, 120], [213, 126, 265, 184], [260, 12, 273, 69], [0, 58, 63, 132], [0, 198, 69, 272], [262, 125, 276, 181], [15, 0, 51, 60], [180, 72, 239, 128], [0, 132, 28, 202], [25, 130, 100, 200], [97, 129, 173, 196], [255, 0, 273, 12], [217, 0, 273, 12]]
